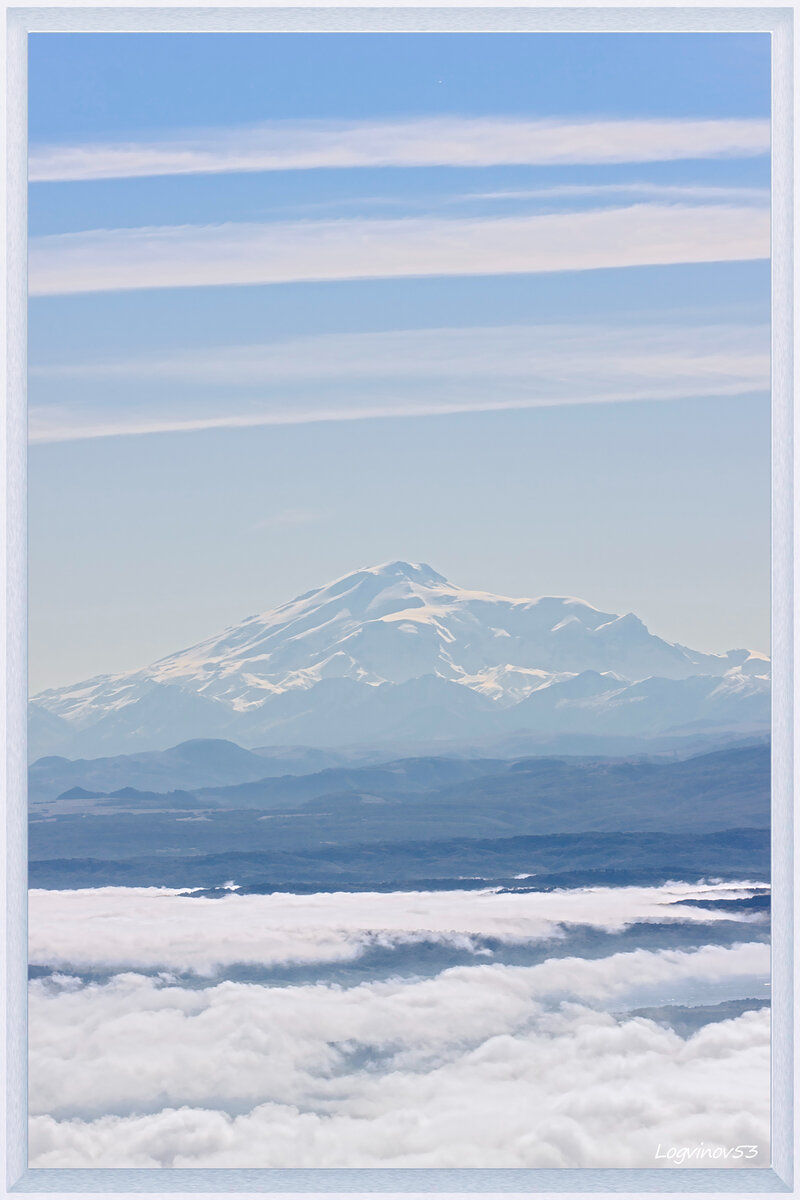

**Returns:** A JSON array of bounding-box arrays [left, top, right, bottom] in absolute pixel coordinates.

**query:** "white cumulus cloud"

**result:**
[[29, 942, 770, 1119], [29, 969, 770, 1167]]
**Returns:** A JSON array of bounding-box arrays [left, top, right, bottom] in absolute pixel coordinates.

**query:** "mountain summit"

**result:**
[[30, 562, 770, 759]]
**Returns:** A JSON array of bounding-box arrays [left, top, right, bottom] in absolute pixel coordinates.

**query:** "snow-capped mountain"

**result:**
[[30, 561, 770, 759]]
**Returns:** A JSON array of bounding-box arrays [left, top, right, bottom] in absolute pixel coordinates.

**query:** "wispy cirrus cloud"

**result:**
[[28, 202, 770, 298], [32, 320, 769, 388], [470, 182, 770, 205], [29, 320, 770, 444], [29, 115, 771, 183], [226, 181, 770, 223]]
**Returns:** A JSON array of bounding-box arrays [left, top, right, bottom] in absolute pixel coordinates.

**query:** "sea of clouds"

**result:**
[[28, 882, 770, 1168], [29, 881, 766, 974]]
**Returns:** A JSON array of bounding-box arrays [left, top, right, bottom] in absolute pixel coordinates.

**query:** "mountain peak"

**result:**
[[283, 561, 448, 609], [29, 562, 770, 760], [364, 560, 448, 585]]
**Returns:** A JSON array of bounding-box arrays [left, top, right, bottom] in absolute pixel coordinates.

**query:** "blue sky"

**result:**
[[28, 32, 771, 691]]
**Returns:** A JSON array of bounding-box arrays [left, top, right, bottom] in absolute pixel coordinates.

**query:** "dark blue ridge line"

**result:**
[[28, 826, 770, 891]]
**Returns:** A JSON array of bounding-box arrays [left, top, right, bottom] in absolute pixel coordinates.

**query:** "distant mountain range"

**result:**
[[29, 743, 771, 890], [30, 561, 770, 759]]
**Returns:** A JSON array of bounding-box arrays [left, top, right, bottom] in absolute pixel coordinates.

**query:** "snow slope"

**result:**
[[30, 561, 769, 758]]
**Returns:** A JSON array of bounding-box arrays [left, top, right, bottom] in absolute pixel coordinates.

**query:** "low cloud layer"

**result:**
[[28, 882, 768, 975], [29, 941, 770, 1118], [29, 116, 771, 182], [30, 956, 770, 1167], [29, 203, 769, 298]]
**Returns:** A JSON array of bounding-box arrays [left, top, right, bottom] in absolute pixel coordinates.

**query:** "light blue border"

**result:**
[[4, 3, 28, 1195], [4, 1166, 796, 1192], [2, 6, 796, 1197]]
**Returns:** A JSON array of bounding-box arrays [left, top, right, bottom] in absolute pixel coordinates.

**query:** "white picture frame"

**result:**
[[2, 4, 796, 1196]]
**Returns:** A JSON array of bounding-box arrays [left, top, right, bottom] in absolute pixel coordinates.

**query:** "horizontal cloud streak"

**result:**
[[471, 182, 770, 204], [29, 321, 770, 444], [29, 116, 771, 182], [253, 181, 770, 221], [28, 203, 770, 297], [29, 882, 767, 976], [31, 321, 770, 388]]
